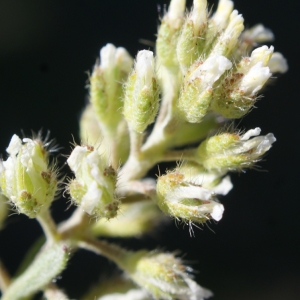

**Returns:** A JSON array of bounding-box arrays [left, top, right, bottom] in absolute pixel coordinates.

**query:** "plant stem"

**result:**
[[58, 207, 90, 240], [78, 237, 127, 270], [36, 209, 58, 243]]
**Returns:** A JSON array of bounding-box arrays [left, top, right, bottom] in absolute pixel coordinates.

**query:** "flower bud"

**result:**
[[211, 46, 273, 118], [156, 0, 186, 68], [90, 43, 133, 131], [67, 145, 119, 219], [240, 24, 274, 47], [176, 0, 208, 71], [177, 54, 232, 123], [197, 128, 276, 171], [156, 170, 224, 223], [179, 162, 233, 195], [203, 0, 234, 54], [0, 134, 58, 218], [210, 10, 244, 57], [123, 50, 159, 133], [268, 52, 288, 74], [124, 250, 213, 300]]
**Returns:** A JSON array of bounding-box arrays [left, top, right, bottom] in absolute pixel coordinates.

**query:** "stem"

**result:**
[[0, 259, 11, 292], [162, 148, 197, 162], [58, 207, 90, 240], [36, 209, 58, 243], [78, 237, 127, 269], [128, 129, 143, 158]]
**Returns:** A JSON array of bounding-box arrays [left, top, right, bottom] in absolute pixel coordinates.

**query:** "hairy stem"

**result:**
[[36, 209, 58, 243]]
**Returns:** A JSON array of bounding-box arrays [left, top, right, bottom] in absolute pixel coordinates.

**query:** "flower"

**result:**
[[156, 170, 225, 223], [124, 250, 213, 300], [178, 54, 232, 123], [0, 134, 58, 218], [67, 145, 119, 219], [90, 43, 133, 130], [197, 127, 276, 171], [123, 50, 159, 133]]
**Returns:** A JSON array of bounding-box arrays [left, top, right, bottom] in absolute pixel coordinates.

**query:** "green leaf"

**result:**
[[2, 242, 69, 300]]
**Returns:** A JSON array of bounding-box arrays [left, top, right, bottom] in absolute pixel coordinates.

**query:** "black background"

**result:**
[[0, 0, 299, 299]]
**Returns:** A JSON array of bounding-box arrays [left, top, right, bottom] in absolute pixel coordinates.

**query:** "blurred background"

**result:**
[[0, 0, 299, 299]]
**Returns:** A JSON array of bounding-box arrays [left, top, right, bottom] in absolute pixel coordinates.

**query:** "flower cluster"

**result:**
[[0, 0, 287, 299]]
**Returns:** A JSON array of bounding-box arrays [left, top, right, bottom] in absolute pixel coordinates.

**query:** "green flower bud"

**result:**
[[179, 162, 232, 195], [156, 170, 224, 224], [123, 50, 159, 133], [0, 134, 58, 218], [210, 10, 244, 58], [156, 0, 186, 68], [177, 54, 232, 123], [197, 128, 276, 171], [124, 250, 213, 300], [203, 0, 233, 54], [176, 0, 208, 71], [90, 43, 133, 130], [211, 46, 273, 118], [67, 145, 119, 219]]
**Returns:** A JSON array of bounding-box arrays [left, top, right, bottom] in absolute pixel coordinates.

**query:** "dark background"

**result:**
[[0, 0, 299, 299]]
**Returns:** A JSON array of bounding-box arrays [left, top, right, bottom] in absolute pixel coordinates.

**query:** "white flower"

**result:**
[[135, 50, 155, 92], [0, 134, 57, 218], [250, 45, 274, 67], [210, 0, 233, 30], [197, 128, 276, 171], [190, 0, 207, 35], [268, 52, 288, 73], [67, 145, 119, 218], [239, 62, 271, 96], [157, 171, 225, 223], [127, 251, 213, 300], [189, 54, 232, 88], [211, 10, 244, 56], [167, 0, 186, 23], [241, 24, 274, 44]]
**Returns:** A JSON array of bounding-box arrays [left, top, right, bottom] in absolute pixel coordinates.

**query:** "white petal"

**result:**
[[115, 47, 133, 73], [212, 176, 233, 195], [168, 0, 186, 22], [242, 24, 274, 44], [81, 181, 102, 214], [169, 185, 213, 202], [6, 134, 22, 156], [190, 54, 232, 87], [211, 0, 233, 30], [100, 43, 117, 70], [268, 52, 288, 73], [191, 0, 207, 35], [184, 278, 213, 300], [135, 50, 154, 89], [210, 203, 224, 221], [67, 146, 87, 173], [241, 127, 261, 140]]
